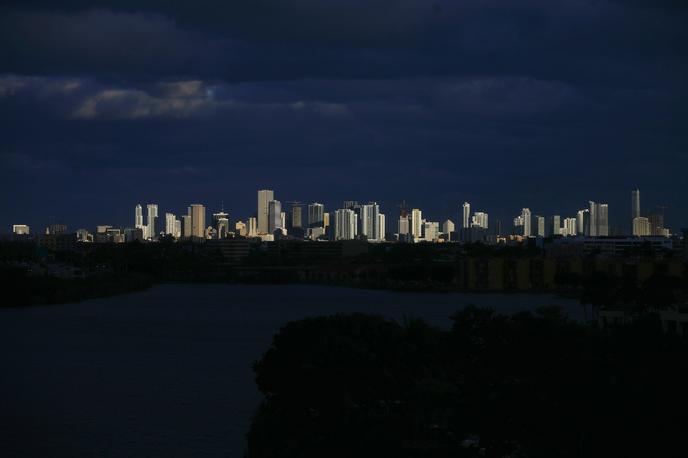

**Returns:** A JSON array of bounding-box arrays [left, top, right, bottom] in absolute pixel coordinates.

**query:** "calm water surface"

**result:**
[[0, 284, 581, 457]]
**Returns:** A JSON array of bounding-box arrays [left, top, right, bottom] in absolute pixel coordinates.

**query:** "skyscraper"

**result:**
[[534, 215, 545, 237], [146, 204, 158, 240], [632, 189, 641, 220], [257, 189, 274, 234], [291, 206, 303, 229], [248, 217, 257, 237], [189, 204, 206, 238], [462, 202, 471, 229], [361, 202, 380, 241], [576, 209, 588, 235], [165, 213, 176, 236], [268, 200, 282, 233], [334, 208, 358, 240], [633, 217, 650, 236], [547, 215, 561, 237], [182, 215, 191, 237], [563, 218, 577, 236], [423, 221, 439, 241], [471, 212, 488, 229], [521, 208, 531, 237], [377, 213, 386, 241], [411, 208, 422, 241], [135, 204, 143, 229], [398, 216, 409, 236], [588, 201, 609, 236], [442, 219, 455, 235], [213, 211, 230, 239], [648, 213, 664, 236], [308, 203, 324, 228]]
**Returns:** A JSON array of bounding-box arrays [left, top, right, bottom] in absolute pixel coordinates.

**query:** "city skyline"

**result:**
[[8, 187, 677, 241]]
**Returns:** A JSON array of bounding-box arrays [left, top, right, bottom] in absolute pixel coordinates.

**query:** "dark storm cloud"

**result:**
[[1, 1, 687, 231]]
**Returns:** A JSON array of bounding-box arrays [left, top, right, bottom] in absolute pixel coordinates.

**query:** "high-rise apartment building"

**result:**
[[235, 220, 247, 236], [563, 218, 577, 236], [165, 213, 176, 236], [146, 204, 158, 240], [257, 189, 274, 234], [334, 208, 358, 240], [360, 202, 380, 241], [462, 202, 471, 229], [534, 215, 545, 237], [423, 221, 439, 241], [308, 203, 324, 228], [291, 206, 303, 229], [189, 204, 206, 238], [268, 200, 282, 233], [547, 215, 561, 237], [213, 211, 230, 239], [411, 208, 423, 241], [248, 217, 257, 237], [521, 208, 531, 237], [576, 209, 588, 235], [135, 204, 143, 229], [633, 216, 650, 236], [588, 201, 609, 236], [443, 219, 455, 235], [632, 189, 641, 220], [648, 213, 665, 236], [182, 215, 191, 237], [472, 212, 488, 229], [398, 216, 409, 235], [377, 213, 386, 241]]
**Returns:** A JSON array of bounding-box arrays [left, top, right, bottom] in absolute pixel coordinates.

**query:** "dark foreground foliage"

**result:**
[[248, 307, 688, 457]]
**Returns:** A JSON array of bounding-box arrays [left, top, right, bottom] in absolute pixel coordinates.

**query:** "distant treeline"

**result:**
[[247, 307, 688, 457]]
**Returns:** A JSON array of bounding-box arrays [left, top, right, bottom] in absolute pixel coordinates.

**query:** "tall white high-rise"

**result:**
[[442, 219, 455, 234], [633, 216, 650, 236], [563, 218, 577, 236], [189, 204, 206, 238], [361, 202, 380, 241], [588, 201, 608, 236], [174, 219, 181, 238], [410, 209, 422, 241], [135, 204, 143, 229], [472, 212, 488, 229], [576, 209, 588, 235], [268, 200, 282, 233], [165, 213, 176, 236], [462, 202, 471, 229], [398, 216, 409, 235], [423, 221, 439, 241], [257, 189, 274, 234], [377, 213, 385, 241], [521, 208, 531, 237], [334, 208, 358, 240], [146, 204, 158, 240], [535, 215, 545, 237]]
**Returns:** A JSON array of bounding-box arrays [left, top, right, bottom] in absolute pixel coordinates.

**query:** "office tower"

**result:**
[[598, 203, 609, 236], [135, 204, 143, 229], [462, 202, 471, 229], [268, 200, 282, 233], [334, 208, 358, 240], [547, 215, 561, 237], [563, 218, 577, 236], [576, 209, 588, 235], [174, 219, 181, 238], [182, 215, 192, 237], [588, 201, 597, 236], [165, 213, 176, 236], [361, 202, 380, 241], [280, 212, 286, 231], [632, 189, 641, 220], [291, 206, 303, 229], [472, 212, 488, 229], [534, 215, 545, 237], [188, 204, 206, 238], [146, 204, 158, 240], [213, 211, 230, 239], [308, 203, 325, 228], [377, 213, 385, 241], [521, 208, 531, 237], [257, 189, 274, 234], [410, 209, 422, 241], [12, 224, 30, 235], [235, 221, 247, 236], [633, 217, 650, 236], [443, 219, 455, 234], [323, 212, 330, 229], [398, 216, 409, 235], [423, 221, 439, 242], [248, 217, 257, 237]]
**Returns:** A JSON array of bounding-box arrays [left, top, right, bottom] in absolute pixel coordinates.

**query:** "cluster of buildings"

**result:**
[[9, 189, 678, 246]]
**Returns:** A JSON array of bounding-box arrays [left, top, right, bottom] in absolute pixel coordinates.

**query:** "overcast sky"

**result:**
[[1, 0, 687, 233]]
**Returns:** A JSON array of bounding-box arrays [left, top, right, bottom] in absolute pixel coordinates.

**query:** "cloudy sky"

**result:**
[[1, 0, 686, 232]]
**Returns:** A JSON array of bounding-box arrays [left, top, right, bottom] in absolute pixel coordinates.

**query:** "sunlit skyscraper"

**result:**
[[146, 204, 158, 240], [308, 203, 325, 228], [632, 189, 640, 220], [521, 208, 531, 237], [189, 204, 206, 238], [377, 213, 385, 241], [165, 213, 176, 236], [257, 189, 274, 234], [462, 202, 471, 229], [411, 208, 422, 241], [268, 200, 282, 233], [135, 204, 143, 230], [334, 208, 358, 240], [361, 202, 380, 241]]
